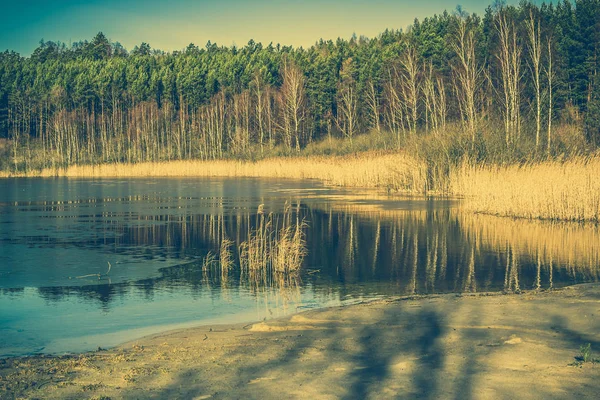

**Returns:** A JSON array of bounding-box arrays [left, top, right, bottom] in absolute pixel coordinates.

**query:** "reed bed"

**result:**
[[196, 202, 307, 298], [3, 145, 599, 222], [1, 152, 428, 193], [239, 203, 307, 276], [219, 237, 234, 283], [451, 156, 600, 222]]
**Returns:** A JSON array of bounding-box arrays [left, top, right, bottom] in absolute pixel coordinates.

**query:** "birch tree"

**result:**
[[252, 71, 269, 153], [451, 17, 480, 143], [366, 80, 381, 132], [400, 44, 419, 135], [336, 58, 359, 141], [545, 36, 555, 155], [496, 11, 522, 146], [280, 59, 306, 151], [526, 9, 542, 149]]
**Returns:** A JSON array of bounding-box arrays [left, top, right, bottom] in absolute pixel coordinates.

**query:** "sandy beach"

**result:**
[[2, 284, 600, 400]]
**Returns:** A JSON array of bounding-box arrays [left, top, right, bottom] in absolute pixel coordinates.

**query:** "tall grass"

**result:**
[[451, 155, 600, 222], [0, 151, 427, 193], [197, 204, 306, 304], [219, 237, 234, 283], [239, 203, 307, 276]]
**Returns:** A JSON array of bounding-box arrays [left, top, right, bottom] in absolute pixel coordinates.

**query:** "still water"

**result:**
[[1, 178, 599, 357]]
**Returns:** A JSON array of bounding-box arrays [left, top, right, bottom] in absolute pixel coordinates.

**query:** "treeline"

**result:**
[[1, 0, 600, 170]]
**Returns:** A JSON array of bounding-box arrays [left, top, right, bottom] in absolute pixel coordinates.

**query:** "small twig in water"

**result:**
[[73, 262, 113, 280]]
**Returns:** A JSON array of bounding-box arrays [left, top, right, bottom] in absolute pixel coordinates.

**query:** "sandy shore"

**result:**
[[2, 285, 600, 399]]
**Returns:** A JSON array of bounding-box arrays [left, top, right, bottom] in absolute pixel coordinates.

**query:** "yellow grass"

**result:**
[[0, 152, 428, 193], [2, 150, 599, 222], [451, 156, 600, 222], [239, 203, 307, 275]]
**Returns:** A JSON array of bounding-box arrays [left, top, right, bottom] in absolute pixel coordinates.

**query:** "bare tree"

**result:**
[[366, 80, 381, 132], [451, 17, 480, 143], [423, 62, 435, 133], [526, 9, 542, 149], [545, 36, 555, 155], [265, 86, 275, 149], [423, 63, 448, 135], [336, 58, 359, 141], [231, 91, 251, 155], [496, 10, 522, 146], [253, 71, 267, 154], [435, 76, 448, 133], [279, 59, 306, 151], [400, 44, 419, 135], [383, 66, 406, 141]]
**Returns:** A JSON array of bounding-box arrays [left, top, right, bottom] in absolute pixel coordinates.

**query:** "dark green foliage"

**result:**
[[585, 94, 600, 146], [0, 1, 599, 168]]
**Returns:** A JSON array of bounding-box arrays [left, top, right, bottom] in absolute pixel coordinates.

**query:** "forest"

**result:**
[[0, 0, 599, 172]]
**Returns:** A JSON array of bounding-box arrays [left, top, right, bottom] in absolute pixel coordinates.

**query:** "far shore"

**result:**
[[2, 152, 598, 222], [2, 284, 600, 399], [0, 153, 427, 193]]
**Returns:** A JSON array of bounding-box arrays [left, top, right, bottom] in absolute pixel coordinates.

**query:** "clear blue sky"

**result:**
[[1, 0, 531, 55]]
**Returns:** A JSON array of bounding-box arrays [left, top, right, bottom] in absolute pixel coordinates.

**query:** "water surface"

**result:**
[[1, 178, 598, 357]]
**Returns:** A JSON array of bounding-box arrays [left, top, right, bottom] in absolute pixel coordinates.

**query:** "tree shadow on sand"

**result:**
[[112, 294, 600, 400]]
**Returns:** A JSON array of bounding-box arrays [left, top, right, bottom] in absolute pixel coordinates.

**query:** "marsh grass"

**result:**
[[571, 343, 600, 366], [0, 152, 428, 193], [452, 155, 600, 222], [239, 203, 307, 277], [580, 343, 592, 363], [219, 237, 234, 282], [196, 203, 307, 301]]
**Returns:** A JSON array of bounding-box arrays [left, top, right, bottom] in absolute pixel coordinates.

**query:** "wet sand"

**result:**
[[2, 284, 600, 399]]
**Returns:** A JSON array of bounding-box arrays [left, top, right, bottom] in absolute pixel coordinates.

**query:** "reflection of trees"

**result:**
[[307, 205, 599, 296], [22, 202, 600, 308], [0, 288, 25, 296], [456, 212, 600, 291], [37, 284, 129, 311]]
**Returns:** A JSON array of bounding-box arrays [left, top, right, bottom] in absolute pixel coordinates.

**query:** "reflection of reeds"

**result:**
[[313, 203, 599, 294], [456, 212, 600, 282]]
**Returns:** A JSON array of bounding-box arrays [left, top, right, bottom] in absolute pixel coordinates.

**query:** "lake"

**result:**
[[1, 178, 598, 357]]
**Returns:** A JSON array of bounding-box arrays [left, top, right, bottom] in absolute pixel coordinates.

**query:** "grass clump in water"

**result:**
[[239, 203, 307, 279]]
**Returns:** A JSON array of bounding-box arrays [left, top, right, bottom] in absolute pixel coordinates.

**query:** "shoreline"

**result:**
[[0, 153, 427, 194], [2, 153, 599, 222], [2, 284, 600, 399]]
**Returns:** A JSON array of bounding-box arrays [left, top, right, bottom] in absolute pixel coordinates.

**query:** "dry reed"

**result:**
[[239, 203, 307, 276], [2, 147, 599, 222], [219, 237, 234, 282], [451, 156, 600, 222], [0, 152, 428, 193]]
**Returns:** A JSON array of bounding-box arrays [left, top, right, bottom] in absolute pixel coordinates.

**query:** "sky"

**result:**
[[1, 0, 529, 55]]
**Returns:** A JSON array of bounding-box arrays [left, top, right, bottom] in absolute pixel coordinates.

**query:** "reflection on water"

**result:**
[[0, 178, 598, 356]]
